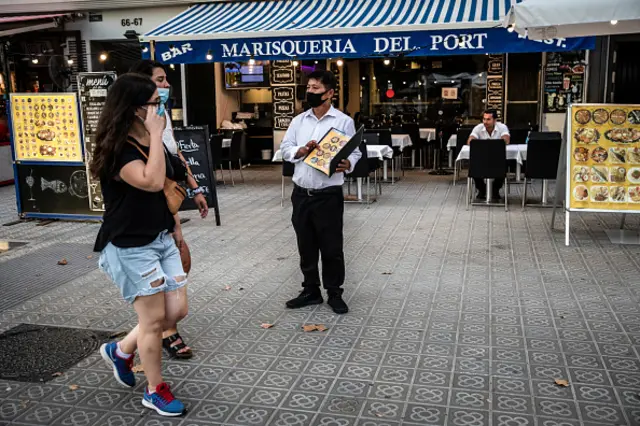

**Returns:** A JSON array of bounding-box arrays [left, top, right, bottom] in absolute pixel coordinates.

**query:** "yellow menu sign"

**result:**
[[568, 104, 640, 211], [10, 93, 83, 162]]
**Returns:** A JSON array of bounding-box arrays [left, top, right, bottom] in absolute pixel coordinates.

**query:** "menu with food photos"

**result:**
[[568, 104, 640, 212], [10, 93, 83, 163], [304, 126, 363, 177]]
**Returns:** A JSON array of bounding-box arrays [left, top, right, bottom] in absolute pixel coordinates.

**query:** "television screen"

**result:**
[[224, 61, 270, 89]]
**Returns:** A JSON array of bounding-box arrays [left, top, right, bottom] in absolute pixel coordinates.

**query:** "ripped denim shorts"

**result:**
[[99, 231, 187, 304]]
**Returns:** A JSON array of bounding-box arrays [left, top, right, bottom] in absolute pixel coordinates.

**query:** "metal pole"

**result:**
[[542, 179, 549, 205], [180, 63, 188, 126], [565, 210, 570, 246]]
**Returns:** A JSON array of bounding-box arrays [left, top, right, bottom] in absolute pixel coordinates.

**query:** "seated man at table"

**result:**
[[467, 110, 511, 200]]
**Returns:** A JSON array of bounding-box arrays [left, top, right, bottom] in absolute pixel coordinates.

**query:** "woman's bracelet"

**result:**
[[192, 187, 205, 195]]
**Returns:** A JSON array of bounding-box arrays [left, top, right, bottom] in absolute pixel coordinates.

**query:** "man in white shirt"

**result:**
[[280, 70, 361, 314], [467, 110, 510, 200]]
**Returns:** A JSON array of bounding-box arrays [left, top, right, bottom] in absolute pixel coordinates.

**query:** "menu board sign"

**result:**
[[544, 52, 586, 113], [10, 93, 83, 163], [486, 54, 505, 121], [271, 61, 296, 130], [78, 71, 117, 211], [567, 104, 640, 212]]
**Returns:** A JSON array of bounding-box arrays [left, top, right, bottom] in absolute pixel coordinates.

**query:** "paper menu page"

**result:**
[[303, 127, 350, 175], [569, 105, 640, 211], [10, 93, 83, 162]]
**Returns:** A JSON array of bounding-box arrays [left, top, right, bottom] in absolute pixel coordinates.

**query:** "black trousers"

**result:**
[[474, 178, 504, 195], [291, 186, 345, 295]]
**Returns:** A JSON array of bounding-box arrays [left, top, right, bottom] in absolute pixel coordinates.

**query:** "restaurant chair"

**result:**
[[453, 128, 473, 180], [522, 132, 562, 208], [346, 143, 377, 205], [219, 130, 244, 186], [281, 160, 295, 207], [362, 134, 384, 193], [467, 139, 509, 211], [403, 122, 424, 169], [377, 128, 403, 179], [209, 133, 226, 186]]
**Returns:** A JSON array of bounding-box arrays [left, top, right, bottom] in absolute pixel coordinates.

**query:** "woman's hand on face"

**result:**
[[144, 105, 165, 136]]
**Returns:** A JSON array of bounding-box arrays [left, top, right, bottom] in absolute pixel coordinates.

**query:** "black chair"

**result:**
[[281, 161, 295, 207], [403, 122, 424, 169], [220, 130, 244, 185], [453, 128, 473, 180], [209, 133, 226, 185], [467, 139, 509, 211], [522, 131, 562, 207], [509, 127, 530, 145], [346, 143, 378, 205]]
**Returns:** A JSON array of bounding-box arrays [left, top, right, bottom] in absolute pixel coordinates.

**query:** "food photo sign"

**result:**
[[9, 94, 83, 163], [568, 104, 640, 212]]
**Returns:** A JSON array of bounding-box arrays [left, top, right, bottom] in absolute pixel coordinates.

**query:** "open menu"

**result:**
[[568, 104, 640, 211], [10, 93, 82, 162], [304, 126, 363, 177]]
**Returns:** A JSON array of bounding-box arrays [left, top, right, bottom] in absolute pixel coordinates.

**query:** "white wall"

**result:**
[[542, 113, 567, 132], [64, 6, 188, 41]]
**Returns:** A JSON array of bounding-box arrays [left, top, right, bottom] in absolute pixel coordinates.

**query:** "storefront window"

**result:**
[[360, 55, 487, 125]]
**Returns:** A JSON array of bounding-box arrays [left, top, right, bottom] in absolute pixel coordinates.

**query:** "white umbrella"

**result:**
[[503, 0, 640, 40]]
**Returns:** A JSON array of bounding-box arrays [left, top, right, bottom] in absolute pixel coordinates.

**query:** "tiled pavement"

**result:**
[[1, 166, 640, 426]]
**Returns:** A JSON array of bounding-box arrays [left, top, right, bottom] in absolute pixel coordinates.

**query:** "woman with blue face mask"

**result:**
[[129, 60, 205, 360], [90, 73, 187, 416]]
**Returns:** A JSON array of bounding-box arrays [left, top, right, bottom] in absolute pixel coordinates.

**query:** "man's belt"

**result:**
[[293, 184, 342, 196]]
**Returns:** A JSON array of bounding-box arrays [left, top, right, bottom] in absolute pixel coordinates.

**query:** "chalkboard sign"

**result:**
[[486, 54, 505, 121], [271, 63, 296, 130], [543, 51, 586, 113], [270, 60, 295, 85], [78, 71, 117, 211], [173, 126, 221, 225], [15, 164, 100, 217]]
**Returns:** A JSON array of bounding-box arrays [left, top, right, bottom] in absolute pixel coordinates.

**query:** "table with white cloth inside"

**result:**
[[419, 128, 436, 141], [446, 135, 458, 168], [391, 134, 412, 151], [454, 144, 528, 183]]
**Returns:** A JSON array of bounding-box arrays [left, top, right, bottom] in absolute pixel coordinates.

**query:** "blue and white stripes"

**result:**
[[143, 0, 522, 42]]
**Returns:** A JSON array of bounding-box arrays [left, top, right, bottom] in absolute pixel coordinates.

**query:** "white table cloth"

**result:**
[[454, 145, 528, 182], [391, 134, 412, 151], [419, 128, 436, 141], [447, 135, 457, 150]]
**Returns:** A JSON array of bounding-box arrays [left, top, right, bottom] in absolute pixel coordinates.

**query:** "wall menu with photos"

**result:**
[[270, 60, 296, 130], [568, 104, 640, 212], [78, 71, 117, 212], [544, 52, 586, 113], [10, 93, 83, 162]]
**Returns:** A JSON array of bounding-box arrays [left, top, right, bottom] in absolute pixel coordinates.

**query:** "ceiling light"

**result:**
[[362, 76, 366, 81], [99, 52, 108, 62], [507, 24, 515, 33], [142, 46, 149, 53], [314, 60, 318, 64], [206, 50, 213, 61], [372, 76, 376, 80], [292, 60, 299, 67], [31, 57, 39, 64], [336, 59, 344, 67], [248, 56, 256, 65], [610, 20, 618, 25], [169, 64, 175, 70], [67, 58, 73, 65], [383, 59, 390, 65]]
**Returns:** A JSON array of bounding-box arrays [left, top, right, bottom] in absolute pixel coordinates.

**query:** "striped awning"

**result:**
[[143, 0, 523, 42]]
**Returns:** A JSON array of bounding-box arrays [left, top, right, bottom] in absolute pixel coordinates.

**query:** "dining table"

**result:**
[[454, 144, 528, 183]]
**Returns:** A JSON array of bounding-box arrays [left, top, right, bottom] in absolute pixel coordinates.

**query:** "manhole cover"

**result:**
[[0, 324, 113, 383]]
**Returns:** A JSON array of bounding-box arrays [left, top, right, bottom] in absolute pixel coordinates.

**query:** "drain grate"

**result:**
[[0, 324, 113, 382], [0, 243, 97, 311]]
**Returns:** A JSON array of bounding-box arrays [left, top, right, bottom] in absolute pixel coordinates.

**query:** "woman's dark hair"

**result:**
[[129, 59, 165, 77], [89, 73, 157, 178]]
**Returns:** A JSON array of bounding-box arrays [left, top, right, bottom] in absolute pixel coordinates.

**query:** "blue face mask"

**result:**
[[157, 88, 170, 117]]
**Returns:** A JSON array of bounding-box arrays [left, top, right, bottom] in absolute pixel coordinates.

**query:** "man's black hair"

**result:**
[[483, 109, 498, 119], [307, 70, 336, 91], [129, 59, 165, 77]]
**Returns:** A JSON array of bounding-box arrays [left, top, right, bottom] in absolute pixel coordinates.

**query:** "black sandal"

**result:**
[[162, 333, 193, 359]]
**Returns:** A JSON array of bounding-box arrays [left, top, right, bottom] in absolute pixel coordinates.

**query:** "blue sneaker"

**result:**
[[142, 382, 185, 417], [100, 342, 135, 388]]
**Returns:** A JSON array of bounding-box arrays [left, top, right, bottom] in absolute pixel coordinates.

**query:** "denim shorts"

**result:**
[[99, 231, 187, 304]]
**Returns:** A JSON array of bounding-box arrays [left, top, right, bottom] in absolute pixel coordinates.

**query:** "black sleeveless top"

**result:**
[[93, 137, 175, 252]]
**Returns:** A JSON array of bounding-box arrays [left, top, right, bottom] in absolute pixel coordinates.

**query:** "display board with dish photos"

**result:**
[[568, 104, 640, 212], [9, 93, 83, 162]]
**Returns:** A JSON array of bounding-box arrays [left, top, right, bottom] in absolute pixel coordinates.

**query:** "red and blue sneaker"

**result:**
[[99, 342, 135, 388], [142, 382, 186, 417]]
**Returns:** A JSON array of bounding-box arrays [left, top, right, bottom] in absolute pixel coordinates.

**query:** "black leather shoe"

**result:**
[[286, 289, 323, 309], [327, 294, 349, 314]]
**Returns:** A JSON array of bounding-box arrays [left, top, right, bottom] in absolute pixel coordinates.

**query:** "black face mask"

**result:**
[[306, 90, 328, 108]]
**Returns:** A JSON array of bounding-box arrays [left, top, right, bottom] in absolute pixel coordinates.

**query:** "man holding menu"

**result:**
[[280, 70, 361, 314]]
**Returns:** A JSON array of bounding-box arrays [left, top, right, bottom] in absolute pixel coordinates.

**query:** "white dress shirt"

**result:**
[[281, 106, 362, 190], [470, 122, 510, 140]]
